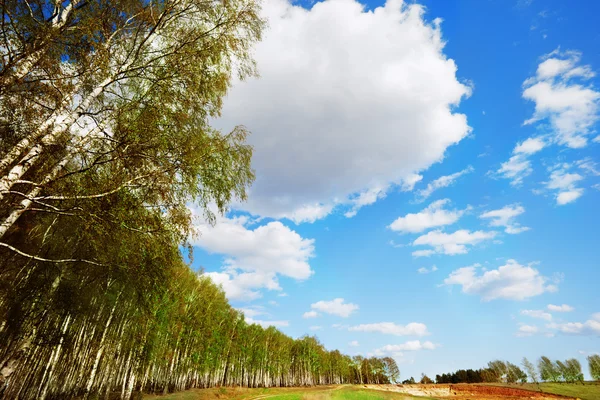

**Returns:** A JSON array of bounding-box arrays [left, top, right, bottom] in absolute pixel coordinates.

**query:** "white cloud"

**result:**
[[349, 322, 430, 336], [413, 229, 497, 256], [547, 313, 600, 336], [545, 165, 584, 205], [576, 158, 600, 176], [416, 166, 474, 201], [516, 324, 539, 337], [205, 271, 279, 301], [371, 340, 438, 356], [237, 306, 266, 319], [412, 249, 436, 257], [309, 325, 322, 331], [389, 199, 468, 233], [443, 259, 558, 301], [514, 137, 547, 154], [303, 310, 319, 319], [196, 214, 314, 301], [494, 137, 546, 186], [216, 0, 472, 222], [523, 49, 600, 148], [480, 204, 530, 234], [417, 265, 438, 274], [310, 298, 359, 318], [547, 304, 574, 312], [349, 340, 360, 347], [345, 184, 389, 218], [521, 309, 552, 321], [246, 317, 290, 328]]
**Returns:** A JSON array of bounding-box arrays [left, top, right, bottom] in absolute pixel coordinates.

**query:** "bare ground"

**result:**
[[364, 384, 577, 400]]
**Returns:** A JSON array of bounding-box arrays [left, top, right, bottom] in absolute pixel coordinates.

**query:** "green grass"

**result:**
[[483, 381, 600, 400], [142, 385, 432, 400]]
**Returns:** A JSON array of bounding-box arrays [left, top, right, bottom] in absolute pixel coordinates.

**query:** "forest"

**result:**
[[433, 356, 600, 384], [0, 0, 401, 398]]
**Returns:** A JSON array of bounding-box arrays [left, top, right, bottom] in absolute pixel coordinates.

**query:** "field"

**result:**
[[142, 382, 600, 399]]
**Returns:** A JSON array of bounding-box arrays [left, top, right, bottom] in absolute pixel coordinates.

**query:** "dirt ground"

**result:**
[[364, 384, 577, 400]]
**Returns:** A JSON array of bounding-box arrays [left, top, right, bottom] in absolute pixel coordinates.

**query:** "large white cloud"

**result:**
[[480, 204, 529, 234], [389, 199, 468, 233], [523, 50, 600, 148], [349, 322, 430, 336], [195, 215, 315, 301], [443, 260, 558, 301], [215, 0, 472, 221], [412, 229, 497, 256], [309, 298, 359, 318]]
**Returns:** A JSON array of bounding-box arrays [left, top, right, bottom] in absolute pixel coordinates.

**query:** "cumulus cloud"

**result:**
[[545, 165, 584, 205], [196, 215, 314, 301], [349, 340, 360, 347], [389, 199, 468, 233], [371, 340, 438, 356], [215, 0, 472, 222], [547, 304, 574, 312], [521, 309, 552, 321], [480, 204, 530, 234], [303, 311, 319, 319], [309, 325, 322, 331], [417, 265, 438, 274], [310, 298, 359, 318], [494, 137, 546, 186], [443, 259, 558, 301], [523, 49, 600, 148], [349, 322, 430, 336], [412, 229, 497, 256], [516, 324, 539, 337], [547, 313, 600, 336], [416, 166, 474, 201]]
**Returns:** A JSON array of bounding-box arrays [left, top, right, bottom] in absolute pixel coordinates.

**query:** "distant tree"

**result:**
[[420, 374, 433, 384], [383, 357, 400, 383], [506, 362, 527, 384], [522, 357, 539, 384], [565, 359, 584, 384], [402, 377, 416, 384], [556, 360, 569, 382], [588, 355, 600, 381], [538, 356, 561, 382], [488, 360, 508, 382]]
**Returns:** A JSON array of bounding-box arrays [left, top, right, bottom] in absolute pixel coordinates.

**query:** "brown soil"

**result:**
[[364, 384, 577, 400]]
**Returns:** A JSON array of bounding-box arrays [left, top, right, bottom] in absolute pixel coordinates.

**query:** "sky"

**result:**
[[189, 0, 600, 380]]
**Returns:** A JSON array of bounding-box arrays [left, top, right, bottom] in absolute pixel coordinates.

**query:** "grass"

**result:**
[[142, 385, 433, 400], [483, 381, 600, 400]]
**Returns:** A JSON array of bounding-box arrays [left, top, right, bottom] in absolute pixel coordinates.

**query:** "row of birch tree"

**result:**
[[0, 1, 400, 398]]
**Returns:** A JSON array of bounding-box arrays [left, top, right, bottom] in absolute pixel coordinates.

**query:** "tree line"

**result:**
[[0, 0, 404, 398], [433, 356, 600, 384], [1, 258, 400, 399]]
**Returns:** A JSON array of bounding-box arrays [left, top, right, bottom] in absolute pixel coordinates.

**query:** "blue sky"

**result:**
[[190, 0, 600, 380]]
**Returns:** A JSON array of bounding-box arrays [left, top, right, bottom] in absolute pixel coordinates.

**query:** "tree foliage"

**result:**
[[588, 355, 600, 381]]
